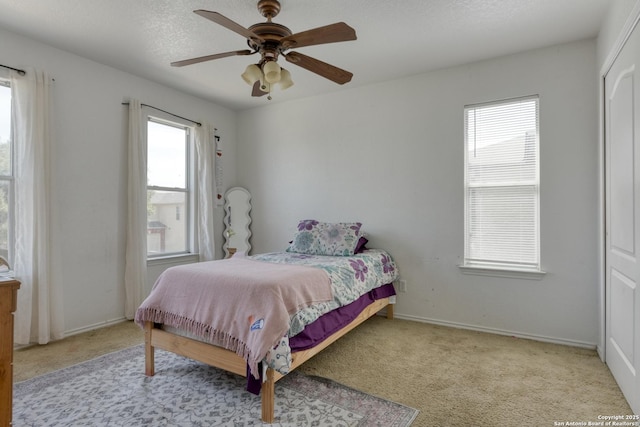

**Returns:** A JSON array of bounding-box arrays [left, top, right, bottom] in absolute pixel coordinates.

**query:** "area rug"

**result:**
[[13, 345, 418, 426]]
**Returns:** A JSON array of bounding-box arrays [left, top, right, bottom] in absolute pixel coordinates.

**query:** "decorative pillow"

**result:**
[[287, 220, 363, 256], [354, 236, 369, 254]]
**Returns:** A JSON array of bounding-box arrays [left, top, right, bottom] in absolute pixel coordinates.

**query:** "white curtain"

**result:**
[[124, 99, 147, 319], [195, 122, 216, 262], [124, 104, 216, 317], [12, 68, 63, 345]]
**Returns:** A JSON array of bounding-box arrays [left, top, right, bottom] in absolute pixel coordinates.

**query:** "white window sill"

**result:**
[[459, 265, 546, 280], [147, 253, 199, 267]]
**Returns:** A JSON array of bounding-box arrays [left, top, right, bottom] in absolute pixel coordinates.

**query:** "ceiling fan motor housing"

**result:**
[[247, 21, 292, 62]]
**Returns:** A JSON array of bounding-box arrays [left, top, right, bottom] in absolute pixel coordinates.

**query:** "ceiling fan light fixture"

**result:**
[[279, 68, 294, 90], [241, 64, 263, 85], [262, 60, 281, 84]]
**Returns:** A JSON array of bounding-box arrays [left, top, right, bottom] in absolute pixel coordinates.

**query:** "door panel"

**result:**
[[605, 18, 640, 415], [610, 270, 635, 365], [610, 72, 635, 254]]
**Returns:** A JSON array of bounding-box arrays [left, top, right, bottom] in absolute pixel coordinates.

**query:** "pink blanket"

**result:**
[[134, 257, 332, 378]]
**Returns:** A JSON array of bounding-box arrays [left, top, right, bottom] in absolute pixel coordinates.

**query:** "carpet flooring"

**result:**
[[13, 316, 634, 426]]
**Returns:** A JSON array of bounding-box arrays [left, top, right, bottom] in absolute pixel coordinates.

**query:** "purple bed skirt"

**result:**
[[289, 282, 396, 351], [247, 282, 396, 394]]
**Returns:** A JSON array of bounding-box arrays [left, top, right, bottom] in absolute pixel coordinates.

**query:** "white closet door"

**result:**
[[605, 18, 640, 414]]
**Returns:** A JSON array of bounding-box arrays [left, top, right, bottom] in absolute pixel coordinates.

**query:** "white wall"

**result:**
[[0, 28, 237, 334], [238, 39, 599, 347], [0, 23, 608, 345]]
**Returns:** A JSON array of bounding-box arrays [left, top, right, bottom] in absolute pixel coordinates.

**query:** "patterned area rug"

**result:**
[[14, 345, 418, 426]]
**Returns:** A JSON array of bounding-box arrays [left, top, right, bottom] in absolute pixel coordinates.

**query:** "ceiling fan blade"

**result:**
[[171, 49, 253, 67], [280, 22, 356, 49], [194, 10, 264, 43], [252, 81, 268, 97], [285, 51, 353, 85]]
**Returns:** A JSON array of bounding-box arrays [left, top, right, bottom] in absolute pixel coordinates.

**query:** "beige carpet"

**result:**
[[13, 317, 632, 426]]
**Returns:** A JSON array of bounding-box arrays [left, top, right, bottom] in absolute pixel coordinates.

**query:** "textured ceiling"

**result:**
[[0, 0, 611, 110]]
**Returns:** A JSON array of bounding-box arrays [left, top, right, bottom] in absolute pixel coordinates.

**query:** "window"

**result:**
[[0, 79, 13, 265], [146, 117, 193, 258], [463, 96, 541, 275]]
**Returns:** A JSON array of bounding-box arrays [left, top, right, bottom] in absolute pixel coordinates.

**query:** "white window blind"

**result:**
[[464, 96, 540, 271]]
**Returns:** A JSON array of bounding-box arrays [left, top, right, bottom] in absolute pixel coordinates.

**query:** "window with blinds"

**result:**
[[0, 79, 13, 266], [464, 95, 540, 272], [146, 118, 192, 258]]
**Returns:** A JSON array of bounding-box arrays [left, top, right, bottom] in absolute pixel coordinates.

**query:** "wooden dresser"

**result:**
[[0, 279, 20, 427]]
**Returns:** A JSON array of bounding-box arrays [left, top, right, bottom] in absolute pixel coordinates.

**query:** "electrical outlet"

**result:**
[[396, 279, 407, 293]]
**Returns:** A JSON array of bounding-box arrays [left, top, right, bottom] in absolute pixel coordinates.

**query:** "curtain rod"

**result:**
[[0, 63, 26, 75], [122, 102, 201, 127]]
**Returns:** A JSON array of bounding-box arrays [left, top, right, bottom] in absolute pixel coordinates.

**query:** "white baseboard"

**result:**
[[393, 313, 598, 350], [13, 317, 131, 350], [64, 317, 130, 337], [62, 313, 598, 351]]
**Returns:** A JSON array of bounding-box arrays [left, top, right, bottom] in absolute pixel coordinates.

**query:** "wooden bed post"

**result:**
[[144, 321, 155, 376], [386, 303, 394, 320], [261, 368, 276, 423]]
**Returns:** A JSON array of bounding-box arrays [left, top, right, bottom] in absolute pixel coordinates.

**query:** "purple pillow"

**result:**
[[355, 236, 369, 254]]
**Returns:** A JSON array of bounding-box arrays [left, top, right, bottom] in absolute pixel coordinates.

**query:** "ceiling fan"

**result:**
[[171, 0, 357, 99]]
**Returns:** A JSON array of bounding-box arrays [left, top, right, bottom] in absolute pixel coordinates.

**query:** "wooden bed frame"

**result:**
[[143, 296, 394, 423]]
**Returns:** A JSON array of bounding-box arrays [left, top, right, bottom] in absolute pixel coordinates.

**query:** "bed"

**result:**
[[135, 220, 399, 423]]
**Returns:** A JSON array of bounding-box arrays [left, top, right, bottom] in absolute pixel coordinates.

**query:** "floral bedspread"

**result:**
[[251, 248, 399, 336], [250, 249, 399, 374]]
